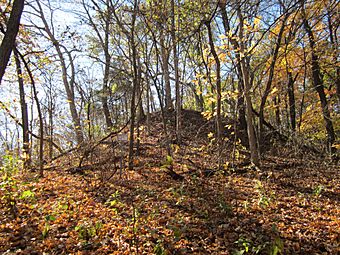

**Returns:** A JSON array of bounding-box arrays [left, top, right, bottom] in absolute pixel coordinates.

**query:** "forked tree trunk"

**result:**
[[237, 7, 259, 166], [36, 0, 83, 145], [219, 1, 248, 147], [19, 52, 44, 176]]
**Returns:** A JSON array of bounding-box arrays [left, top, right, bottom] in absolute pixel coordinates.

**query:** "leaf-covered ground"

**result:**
[[1, 110, 339, 254]]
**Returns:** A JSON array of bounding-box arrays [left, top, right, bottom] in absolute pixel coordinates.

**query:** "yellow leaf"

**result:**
[[218, 52, 227, 60], [254, 16, 261, 27], [207, 132, 214, 138], [332, 144, 340, 149], [219, 34, 227, 40]]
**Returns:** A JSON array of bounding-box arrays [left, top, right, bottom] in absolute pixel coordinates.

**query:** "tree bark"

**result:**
[[159, 30, 173, 110], [128, 0, 139, 170], [237, 6, 260, 166], [0, 0, 24, 84], [258, 13, 288, 152], [19, 51, 44, 176], [219, 1, 248, 147], [302, 4, 336, 152], [14, 50, 30, 170], [287, 72, 296, 132], [205, 20, 223, 169], [171, 0, 181, 143], [36, 0, 84, 145]]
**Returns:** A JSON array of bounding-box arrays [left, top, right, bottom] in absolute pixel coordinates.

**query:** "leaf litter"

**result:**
[[0, 110, 339, 254]]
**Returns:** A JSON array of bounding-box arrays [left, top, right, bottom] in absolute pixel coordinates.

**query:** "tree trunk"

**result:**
[[326, 3, 340, 105], [128, 0, 139, 170], [36, 0, 83, 145], [219, 1, 248, 147], [84, 0, 113, 130], [14, 50, 30, 171], [302, 5, 336, 152], [274, 96, 281, 128], [160, 30, 172, 110], [48, 103, 54, 160], [258, 13, 288, 152], [102, 0, 113, 129], [287, 72, 296, 132], [205, 20, 222, 169], [171, 0, 181, 143], [0, 0, 24, 84], [237, 7, 259, 166], [102, 52, 113, 129], [19, 52, 44, 176]]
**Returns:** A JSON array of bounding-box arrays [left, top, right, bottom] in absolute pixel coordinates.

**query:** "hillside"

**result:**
[[0, 110, 339, 254]]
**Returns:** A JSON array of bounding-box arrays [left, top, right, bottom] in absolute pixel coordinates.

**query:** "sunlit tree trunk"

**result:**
[[206, 20, 222, 169], [219, 1, 248, 147], [128, 0, 139, 170], [14, 50, 30, 171], [237, 6, 259, 166], [36, 0, 84, 145], [159, 30, 173, 110], [171, 0, 181, 143], [19, 52, 44, 176], [84, 0, 113, 130], [326, 1, 340, 105]]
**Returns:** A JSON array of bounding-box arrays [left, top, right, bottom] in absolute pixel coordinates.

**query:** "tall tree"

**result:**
[[34, 0, 84, 145], [258, 11, 289, 152], [205, 19, 223, 168], [219, 0, 248, 146], [171, 0, 181, 142], [82, 0, 114, 129], [0, 0, 24, 84], [14, 50, 30, 170], [301, 1, 336, 152], [237, 4, 259, 166]]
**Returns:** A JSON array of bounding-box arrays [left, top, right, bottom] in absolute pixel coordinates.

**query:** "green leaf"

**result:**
[[45, 215, 56, 221], [20, 190, 35, 199]]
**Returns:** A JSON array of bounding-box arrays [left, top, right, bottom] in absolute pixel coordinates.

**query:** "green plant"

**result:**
[[313, 185, 324, 196], [167, 224, 182, 241], [42, 214, 56, 238], [234, 237, 251, 254], [0, 176, 18, 216], [268, 237, 283, 255], [154, 239, 166, 255], [0, 153, 20, 176], [20, 190, 35, 200], [258, 194, 270, 207], [234, 236, 268, 255], [75, 220, 103, 241], [254, 180, 275, 208], [105, 190, 122, 212], [0, 154, 20, 216], [162, 155, 173, 168], [243, 200, 250, 211]]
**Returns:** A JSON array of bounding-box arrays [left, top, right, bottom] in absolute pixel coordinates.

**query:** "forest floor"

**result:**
[[0, 110, 339, 255]]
